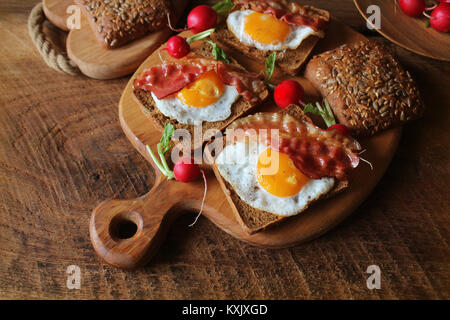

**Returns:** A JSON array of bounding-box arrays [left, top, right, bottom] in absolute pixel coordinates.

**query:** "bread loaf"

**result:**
[[75, 0, 174, 49], [305, 40, 425, 136]]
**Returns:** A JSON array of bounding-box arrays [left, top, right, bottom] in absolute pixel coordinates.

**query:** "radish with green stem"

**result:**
[[146, 123, 207, 226], [187, 5, 218, 34], [429, 3, 450, 32], [165, 28, 215, 59], [273, 80, 337, 127], [167, 1, 231, 35], [173, 159, 200, 182]]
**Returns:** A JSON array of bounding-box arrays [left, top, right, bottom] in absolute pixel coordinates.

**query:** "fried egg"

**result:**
[[152, 71, 239, 125], [215, 140, 335, 216], [227, 10, 324, 51]]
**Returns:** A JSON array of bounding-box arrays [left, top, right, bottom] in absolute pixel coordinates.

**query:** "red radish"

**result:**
[[430, 3, 450, 32], [187, 5, 218, 34], [274, 80, 305, 109], [173, 158, 207, 227], [166, 35, 191, 58], [172, 158, 207, 227], [173, 158, 200, 182], [188, 169, 207, 227], [399, 0, 426, 17], [327, 124, 351, 136]]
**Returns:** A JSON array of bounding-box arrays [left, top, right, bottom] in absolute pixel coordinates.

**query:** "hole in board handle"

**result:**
[[109, 211, 143, 241]]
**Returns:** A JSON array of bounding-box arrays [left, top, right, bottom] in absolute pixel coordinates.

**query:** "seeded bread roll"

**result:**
[[206, 106, 349, 235], [133, 41, 269, 141], [305, 40, 425, 136], [210, 5, 330, 75], [75, 0, 174, 49]]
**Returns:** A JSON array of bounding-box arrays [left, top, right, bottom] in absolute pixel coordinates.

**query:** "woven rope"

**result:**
[[28, 2, 79, 75]]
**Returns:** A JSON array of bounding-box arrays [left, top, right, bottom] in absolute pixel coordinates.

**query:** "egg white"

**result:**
[[151, 84, 239, 125], [227, 10, 324, 51], [215, 140, 335, 216]]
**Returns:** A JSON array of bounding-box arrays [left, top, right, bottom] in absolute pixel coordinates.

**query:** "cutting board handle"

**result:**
[[89, 178, 186, 269]]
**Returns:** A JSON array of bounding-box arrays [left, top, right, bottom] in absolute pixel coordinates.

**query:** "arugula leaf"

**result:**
[[204, 40, 230, 63], [265, 82, 276, 91], [186, 28, 215, 44], [147, 122, 175, 180], [264, 52, 276, 80], [212, 0, 234, 15], [322, 99, 336, 127], [303, 103, 321, 115], [159, 122, 174, 154], [302, 99, 336, 127]]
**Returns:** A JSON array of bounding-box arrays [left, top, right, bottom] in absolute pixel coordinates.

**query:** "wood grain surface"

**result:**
[[354, 0, 450, 61], [0, 0, 449, 299]]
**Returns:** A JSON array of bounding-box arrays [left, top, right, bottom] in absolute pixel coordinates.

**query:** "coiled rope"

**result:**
[[28, 2, 79, 75]]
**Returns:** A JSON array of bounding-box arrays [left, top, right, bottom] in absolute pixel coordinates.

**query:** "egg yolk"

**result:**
[[257, 148, 310, 197], [243, 12, 290, 45], [177, 70, 224, 108]]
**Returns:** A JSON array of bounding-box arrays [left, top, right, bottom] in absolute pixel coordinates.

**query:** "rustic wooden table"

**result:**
[[0, 0, 449, 299]]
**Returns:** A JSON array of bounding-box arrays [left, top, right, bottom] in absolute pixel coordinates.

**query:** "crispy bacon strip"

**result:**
[[277, 137, 359, 180], [133, 62, 210, 99], [133, 54, 266, 102], [216, 63, 266, 103], [227, 112, 361, 180], [234, 0, 329, 31]]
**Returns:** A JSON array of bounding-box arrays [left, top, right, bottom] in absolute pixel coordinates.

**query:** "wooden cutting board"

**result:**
[[90, 20, 402, 269], [354, 0, 450, 62], [42, 0, 186, 79]]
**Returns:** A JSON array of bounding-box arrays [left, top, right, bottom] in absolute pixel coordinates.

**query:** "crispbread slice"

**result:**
[[207, 105, 349, 235], [210, 7, 330, 75], [133, 42, 269, 140]]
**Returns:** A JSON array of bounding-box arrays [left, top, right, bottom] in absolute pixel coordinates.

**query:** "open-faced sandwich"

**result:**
[[211, 0, 330, 75], [207, 105, 361, 234], [133, 41, 269, 139]]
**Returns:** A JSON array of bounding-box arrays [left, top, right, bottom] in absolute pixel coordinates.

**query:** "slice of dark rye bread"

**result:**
[[210, 6, 330, 75], [206, 105, 349, 235], [133, 42, 269, 140]]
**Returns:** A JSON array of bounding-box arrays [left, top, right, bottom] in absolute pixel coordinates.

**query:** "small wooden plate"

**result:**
[[67, 15, 173, 80], [90, 20, 402, 269], [42, 0, 71, 31], [43, 0, 187, 79], [354, 0, 450, 61]]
